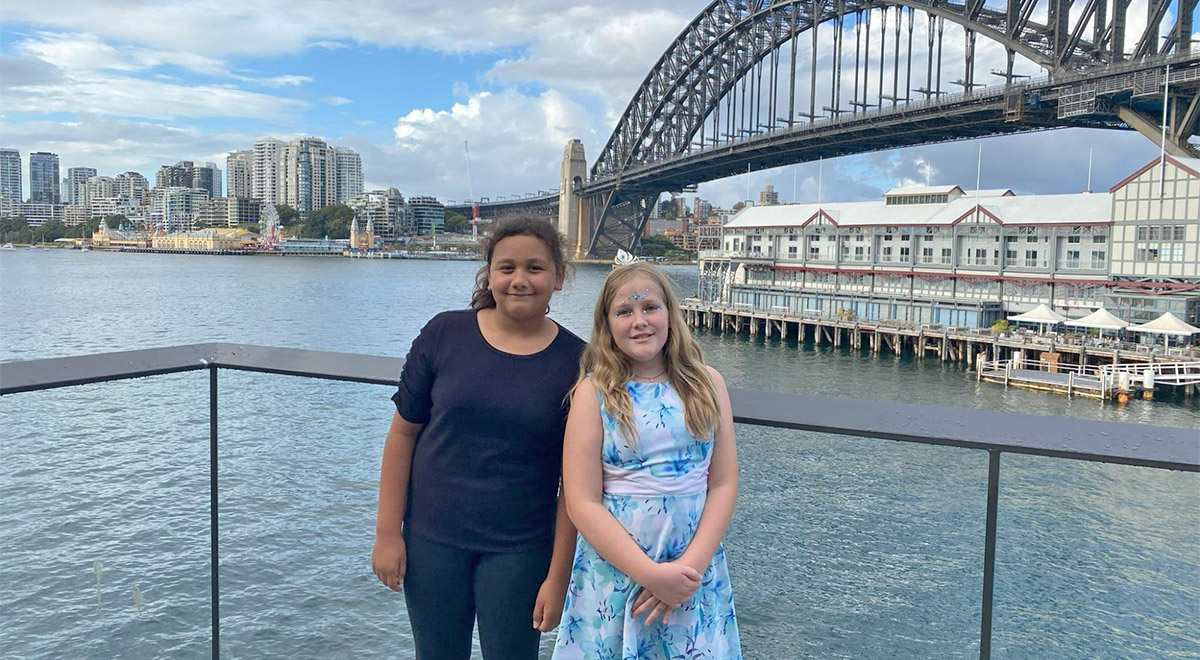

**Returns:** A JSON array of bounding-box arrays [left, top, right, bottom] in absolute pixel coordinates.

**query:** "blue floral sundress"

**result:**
[[552, 380, 742, 660]]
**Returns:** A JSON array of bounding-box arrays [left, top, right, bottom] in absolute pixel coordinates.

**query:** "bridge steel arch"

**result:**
[[583, 0, 1199, 257]]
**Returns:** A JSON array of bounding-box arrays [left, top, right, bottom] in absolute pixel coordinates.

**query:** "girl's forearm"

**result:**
[[375, 426, 417, 537], [546, 493, 577, 584], [678, 482, 737, 573], [569, 500, 657, 583]]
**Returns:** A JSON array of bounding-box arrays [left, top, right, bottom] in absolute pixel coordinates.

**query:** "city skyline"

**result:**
[[0, 0, 1180, 208]]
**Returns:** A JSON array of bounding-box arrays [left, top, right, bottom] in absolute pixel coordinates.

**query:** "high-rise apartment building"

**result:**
[[226, 150, 254, 199], [115, 172, 149, 204], [29, 152, 61, 204], [80, 176, 117, 207], [64, 167, 97, 205], [334, 146, 363, 204], [408, 196, 445, 235], [349, 188, 407, 240], [153, 187, 209, 233], [158, 161, 221, 198], [280, 137, 336, 218], [0, 148, 21, 213], [193, 162, 222, 199], [253, 138, 285, 205], [156, 162, 193, 189], [759, 184, 779, 206]]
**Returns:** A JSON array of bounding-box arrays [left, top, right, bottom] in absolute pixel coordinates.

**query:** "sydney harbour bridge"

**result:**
[[447, 0, 1200, 258]]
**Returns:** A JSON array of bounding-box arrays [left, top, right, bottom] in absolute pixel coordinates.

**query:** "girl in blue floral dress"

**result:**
[[554, 263, 741, 660]]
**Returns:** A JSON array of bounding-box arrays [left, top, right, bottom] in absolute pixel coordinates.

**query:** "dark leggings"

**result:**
[[403, 529, 553, 660]]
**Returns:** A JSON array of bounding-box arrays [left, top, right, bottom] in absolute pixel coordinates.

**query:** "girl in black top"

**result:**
[[372, 216, 585, 660]]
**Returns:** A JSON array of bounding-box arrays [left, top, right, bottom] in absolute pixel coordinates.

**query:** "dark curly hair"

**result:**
[[470, 216, 569, 310]]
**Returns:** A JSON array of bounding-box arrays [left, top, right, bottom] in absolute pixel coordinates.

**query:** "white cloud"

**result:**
[[1, 0, 1173, 210], [383, 89, 597, 199], [4, 70, 307, 121]]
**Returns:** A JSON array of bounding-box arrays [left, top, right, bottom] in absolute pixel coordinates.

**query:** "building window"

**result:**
[[881, 246, 892, 262], [788, 245, 798, 258], [1026, 235, 1037, 243], [1136, 226, 1148, 241], [1025, 250, 1039, 267], [942, 247, 952, 264], [1090, 250, 1106, 270], [1065, 250, 1080, 269], [1093, 234, 1106, 244], [899, 246, 910, 261], [1174, 225, 1187, 240], [883, 234, 893, 241]]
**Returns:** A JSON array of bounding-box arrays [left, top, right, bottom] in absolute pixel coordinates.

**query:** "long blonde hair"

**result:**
[[575, 263, 719, 444]]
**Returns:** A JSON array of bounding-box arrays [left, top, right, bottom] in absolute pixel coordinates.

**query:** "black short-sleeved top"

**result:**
[[392, 309, 585, 552]]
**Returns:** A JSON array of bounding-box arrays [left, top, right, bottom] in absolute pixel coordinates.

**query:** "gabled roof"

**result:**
[[1109, 155, 1200, 192], [723, 190, 1111, 229]]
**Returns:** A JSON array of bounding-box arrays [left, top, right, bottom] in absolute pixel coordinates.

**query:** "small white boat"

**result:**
[[1, 243, 14, 250]]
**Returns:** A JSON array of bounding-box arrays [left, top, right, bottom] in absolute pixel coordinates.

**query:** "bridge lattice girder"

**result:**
[[592, 0, 1195, 180]]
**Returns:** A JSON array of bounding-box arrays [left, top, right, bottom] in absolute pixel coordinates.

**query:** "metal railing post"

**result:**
[[209, 363, 220, 660], [980, 450, 1001, 660]]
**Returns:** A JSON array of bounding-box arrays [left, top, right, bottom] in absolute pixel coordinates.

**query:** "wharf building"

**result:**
[[698, 156, 1200, 330]]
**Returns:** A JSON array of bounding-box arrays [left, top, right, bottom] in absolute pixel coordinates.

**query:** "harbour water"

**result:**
[[1, 249, 1197, 659]]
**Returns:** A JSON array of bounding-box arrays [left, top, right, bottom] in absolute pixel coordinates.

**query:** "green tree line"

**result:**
[[0, 215, 124, 245]]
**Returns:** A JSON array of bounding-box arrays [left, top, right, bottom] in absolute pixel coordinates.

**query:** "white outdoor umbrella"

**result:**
[[1064, 307, 1128, 341], [1007, 303, 1066, 332], [1127, 312, 1200, 348]]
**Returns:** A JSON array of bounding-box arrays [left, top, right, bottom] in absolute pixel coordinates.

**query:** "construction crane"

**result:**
[[464, 140, 479, 240]]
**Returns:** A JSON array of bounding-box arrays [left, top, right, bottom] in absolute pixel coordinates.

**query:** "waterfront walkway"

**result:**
[[682, 300, 1200, 400]]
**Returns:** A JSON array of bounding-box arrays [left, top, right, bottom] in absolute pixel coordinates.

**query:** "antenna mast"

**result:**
[[465, 140, 479, 240]]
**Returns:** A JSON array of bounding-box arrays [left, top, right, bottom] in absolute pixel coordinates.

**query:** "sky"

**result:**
[[0, 0, 1187, 209]]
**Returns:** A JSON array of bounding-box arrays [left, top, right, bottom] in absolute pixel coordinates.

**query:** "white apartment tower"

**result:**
[[115, 171, 149, 204], [226, 150, 254, 199], [64, 167, 97, 205], [0, 148, 21, 213], [280, 137, 336, 218], [253, 138, 286, 205], [334, 146, 363, 204]]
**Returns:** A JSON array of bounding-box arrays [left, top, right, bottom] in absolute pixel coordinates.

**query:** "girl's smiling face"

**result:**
[[487, 234, 563, 321], [607, 276, 669, 372]]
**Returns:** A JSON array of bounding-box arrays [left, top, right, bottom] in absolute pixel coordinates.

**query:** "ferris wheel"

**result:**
[[258, 203, 281, 250]]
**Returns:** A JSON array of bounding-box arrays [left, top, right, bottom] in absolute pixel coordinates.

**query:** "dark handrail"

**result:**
[[3, 343, 1195, 471], [2, 343, 1197, 660]]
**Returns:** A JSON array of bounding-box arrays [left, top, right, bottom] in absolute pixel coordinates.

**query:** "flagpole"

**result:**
[[1160, 64, 1169, 200]]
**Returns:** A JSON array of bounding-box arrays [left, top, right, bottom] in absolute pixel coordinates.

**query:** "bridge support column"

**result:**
[[558, 140, 592, 259]]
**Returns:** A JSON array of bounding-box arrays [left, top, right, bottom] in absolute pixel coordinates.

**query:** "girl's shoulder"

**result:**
[[703, 364, 726, 386]]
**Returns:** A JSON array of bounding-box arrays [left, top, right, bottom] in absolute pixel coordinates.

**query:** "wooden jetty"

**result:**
[[681, 300, 1200, 400]]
